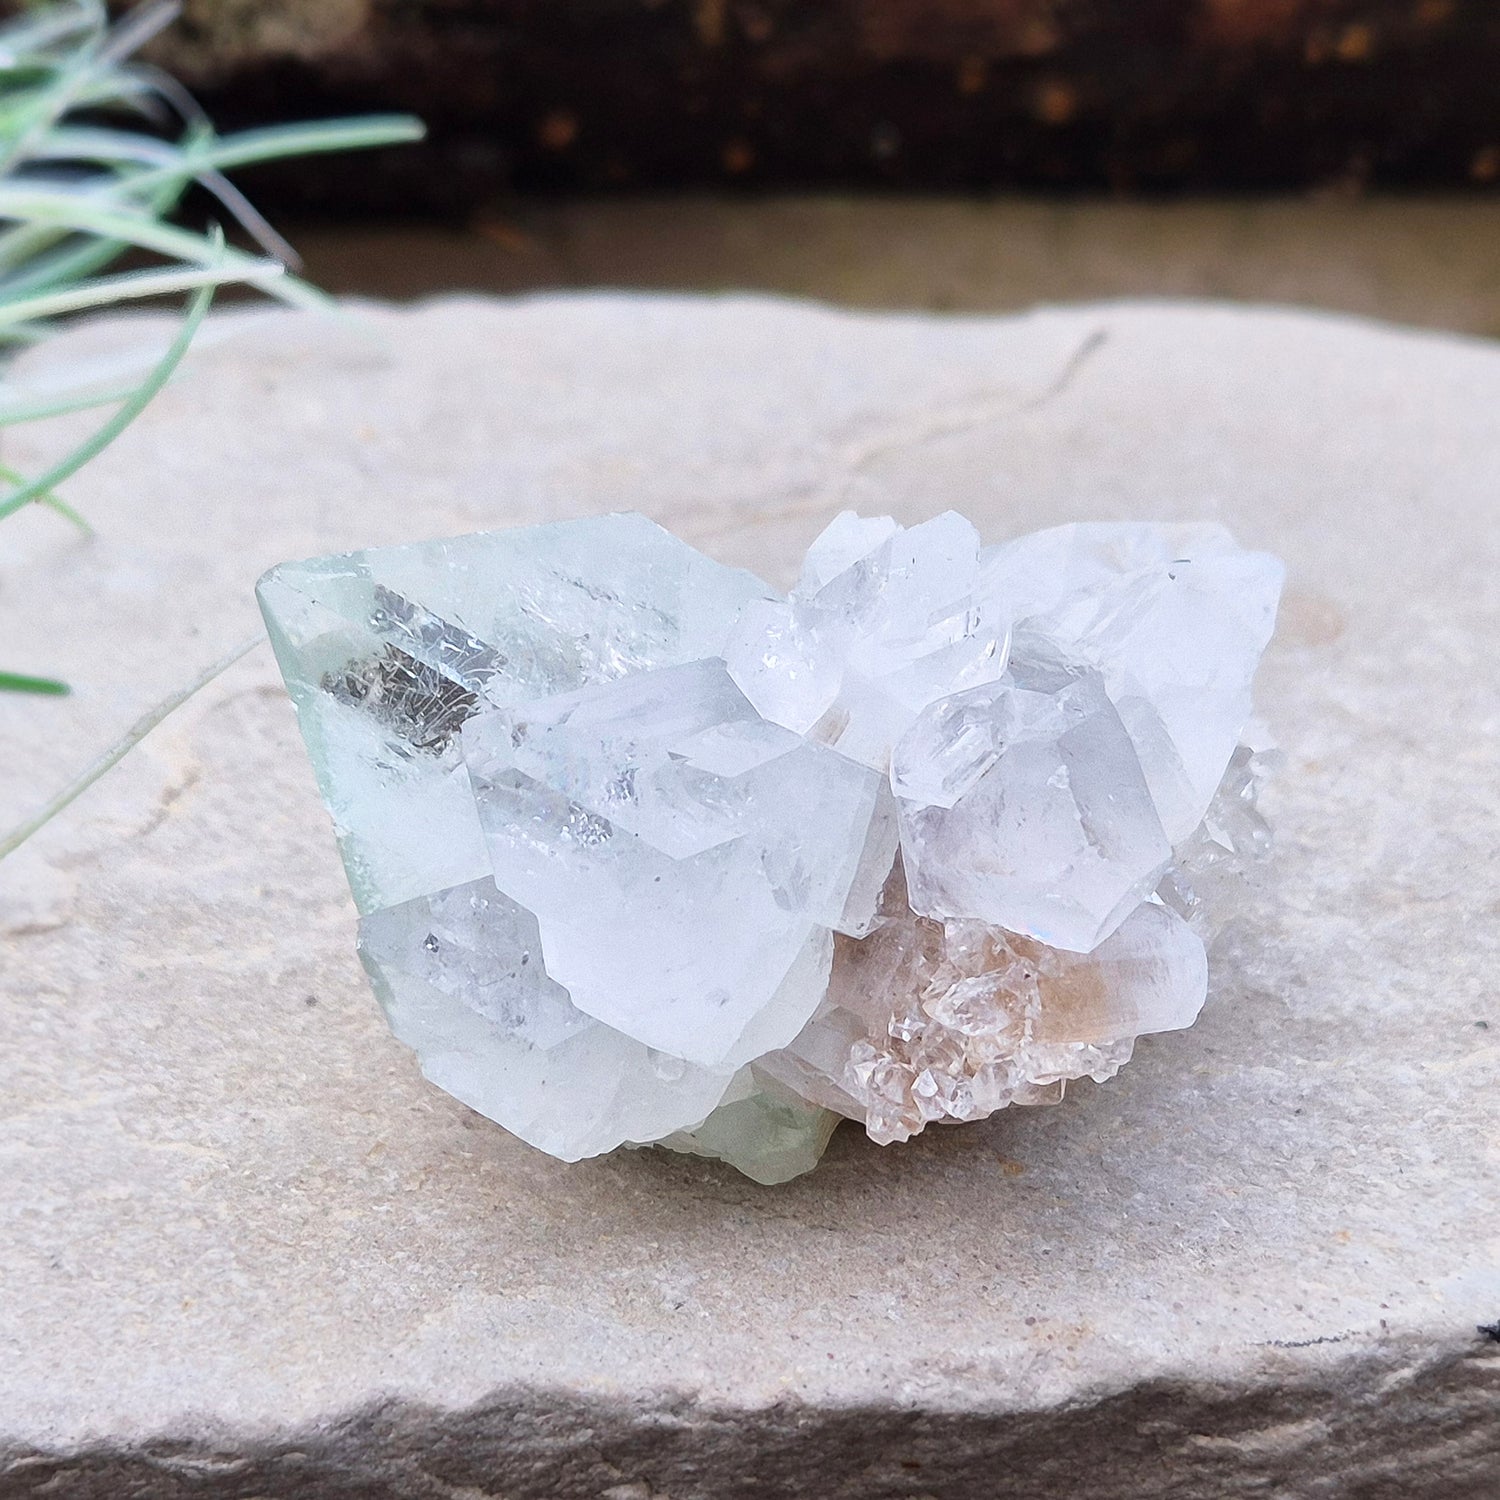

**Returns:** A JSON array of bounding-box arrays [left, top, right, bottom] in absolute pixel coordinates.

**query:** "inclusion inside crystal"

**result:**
[[259, 511, 1283, 1184]]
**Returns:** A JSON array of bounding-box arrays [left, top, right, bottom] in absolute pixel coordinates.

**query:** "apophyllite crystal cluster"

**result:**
[[258, 512, 1283, 1183]]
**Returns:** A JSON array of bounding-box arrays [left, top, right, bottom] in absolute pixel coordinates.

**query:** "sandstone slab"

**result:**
[[0, 295, 1496, 1497]]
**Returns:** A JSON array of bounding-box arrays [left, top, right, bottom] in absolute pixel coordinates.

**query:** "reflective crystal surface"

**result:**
[[260, 511, 1282, 1183], [256, 513, 772, 913], [892, 641, 1171, 952], [724, 510, 1010, 769], [978, 523, 1285, 840]]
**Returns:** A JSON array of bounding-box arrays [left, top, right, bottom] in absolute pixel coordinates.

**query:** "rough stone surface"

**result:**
[[0, 295, 1496, 1497]]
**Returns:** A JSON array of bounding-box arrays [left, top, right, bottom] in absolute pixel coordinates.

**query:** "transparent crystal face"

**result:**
[[260, 511, 1282, 1183], [978, 523, 1285, 840], [256, 513, 774, 913], [724, 510, 1011, 770], [460, 659, 881, 1067], [892, 642, 1173, 953]]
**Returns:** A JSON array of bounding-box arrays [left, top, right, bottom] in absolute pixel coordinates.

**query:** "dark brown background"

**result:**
[[113, 0, 1500, 213]]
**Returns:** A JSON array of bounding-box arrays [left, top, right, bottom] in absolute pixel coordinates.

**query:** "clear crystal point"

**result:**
[[261, 511, 1281, 1182], [892, 643, 1172, 953], [979, 522, 1285, 839]]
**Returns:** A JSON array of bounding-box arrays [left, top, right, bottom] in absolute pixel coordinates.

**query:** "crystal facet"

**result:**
[[260, 511, 1283, 1183]]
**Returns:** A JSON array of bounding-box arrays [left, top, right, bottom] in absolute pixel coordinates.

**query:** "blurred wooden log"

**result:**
[[119, 0, 1500, 209]]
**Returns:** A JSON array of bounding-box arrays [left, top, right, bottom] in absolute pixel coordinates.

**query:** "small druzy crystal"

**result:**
[[258, 512, 1283, 1184]]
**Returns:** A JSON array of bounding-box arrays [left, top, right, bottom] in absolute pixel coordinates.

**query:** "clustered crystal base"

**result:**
[[258, 512, 1284, 1183]]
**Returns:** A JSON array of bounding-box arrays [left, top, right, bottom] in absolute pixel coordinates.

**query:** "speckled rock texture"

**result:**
[[0, 296, 1496, 1498]]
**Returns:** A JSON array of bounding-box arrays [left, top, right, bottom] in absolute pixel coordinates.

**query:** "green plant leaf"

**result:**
[[0, 0, 423, 834], [0, 189, 325, 310], [0, 271, 215, 523], [0, 457, 89, 529], [0, 253, 283, 325], [0, 670, 70, 695], [0, 635, 261, 860], [0, 375, 152, 425]]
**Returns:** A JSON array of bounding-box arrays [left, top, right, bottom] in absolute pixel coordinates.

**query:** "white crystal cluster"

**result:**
[[258, 512, 1283, 1183]]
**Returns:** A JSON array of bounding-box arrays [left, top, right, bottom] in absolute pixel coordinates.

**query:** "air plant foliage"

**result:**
[[0, 0, 421, 693]]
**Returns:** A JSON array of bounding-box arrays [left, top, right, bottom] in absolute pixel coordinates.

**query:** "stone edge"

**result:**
[[2, 1337, 1495, 1499]]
